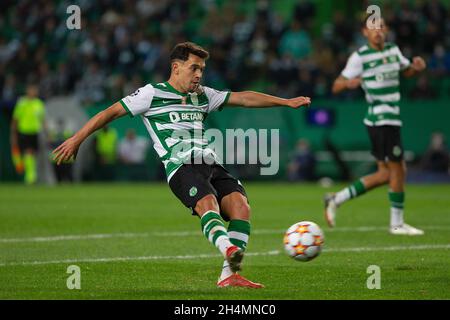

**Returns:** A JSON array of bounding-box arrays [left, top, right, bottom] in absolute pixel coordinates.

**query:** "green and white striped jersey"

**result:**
[[120, 82, 230, 181], [341, 42, 411, 127]]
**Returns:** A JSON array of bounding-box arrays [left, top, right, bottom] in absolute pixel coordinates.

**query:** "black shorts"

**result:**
[[18, 133, 39, 152], [366, 125, 403, 162], [168, 162, 247, 220]]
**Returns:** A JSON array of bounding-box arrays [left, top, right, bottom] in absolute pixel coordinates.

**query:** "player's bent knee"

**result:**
[[230, 195, 251, 220], [194, 194, 220, 217], [235, 201, 251, 220]]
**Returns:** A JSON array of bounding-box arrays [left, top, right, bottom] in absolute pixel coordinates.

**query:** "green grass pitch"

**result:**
[[0, 183, 449, 300]]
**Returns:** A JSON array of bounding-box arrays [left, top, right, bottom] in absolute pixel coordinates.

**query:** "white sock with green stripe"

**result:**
[[334, 179, 367, 206], [389, 191, 405, 227], [219, 219, 250, 281], [200, 211, 234, 257]]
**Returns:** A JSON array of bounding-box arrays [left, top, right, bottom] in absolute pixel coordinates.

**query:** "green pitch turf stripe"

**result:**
[[1, 225, 450, 243], [1, 245, 449, 267]]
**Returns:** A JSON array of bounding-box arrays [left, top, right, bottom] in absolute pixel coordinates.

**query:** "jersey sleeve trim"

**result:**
[[398, 49, 411, 71], [218, 91, 231, 111], [120, 99, 134, 118], [341, 51, 363, 79]]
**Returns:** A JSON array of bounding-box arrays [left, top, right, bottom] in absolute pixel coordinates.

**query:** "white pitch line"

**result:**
[[323, 244, 450, 253], [0, 244, 449, 267], [0, 250, 281, 267], [0, 233, 149, 243], [1, 226, 450, 243]]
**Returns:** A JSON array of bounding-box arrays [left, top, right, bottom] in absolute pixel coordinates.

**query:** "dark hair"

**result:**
[[170, 42, 209, 62]]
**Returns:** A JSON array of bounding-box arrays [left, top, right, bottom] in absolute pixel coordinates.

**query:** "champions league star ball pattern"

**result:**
[[284, 221, 325, 261]]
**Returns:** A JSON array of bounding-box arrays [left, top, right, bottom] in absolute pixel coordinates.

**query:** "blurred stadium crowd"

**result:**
[[1, 0, 449, 109]]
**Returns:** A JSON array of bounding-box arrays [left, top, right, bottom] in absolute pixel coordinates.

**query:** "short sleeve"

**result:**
[[202, 86, 230, 113], [394, 46, 411, 70], [341, 52, 363, 79], [120, 84, 155, 117]]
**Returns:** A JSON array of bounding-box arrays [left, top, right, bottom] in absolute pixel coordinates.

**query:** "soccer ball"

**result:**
[[283, 221, 324, 261]]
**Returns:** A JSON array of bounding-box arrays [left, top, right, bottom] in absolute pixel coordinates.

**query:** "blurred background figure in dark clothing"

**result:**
[[287, 138, 316, 181], [421, 132, 449, 174]]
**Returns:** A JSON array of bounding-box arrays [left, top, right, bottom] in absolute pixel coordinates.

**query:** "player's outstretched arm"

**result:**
[[52, 102, 126, 165], [227, 91, 311, 109], [332, 76, 361, 95], [402, 56, 426, 78]]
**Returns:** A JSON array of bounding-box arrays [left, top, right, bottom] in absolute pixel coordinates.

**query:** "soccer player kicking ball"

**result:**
[[53, 42, 311, 288], [325, 17, 426, 235]]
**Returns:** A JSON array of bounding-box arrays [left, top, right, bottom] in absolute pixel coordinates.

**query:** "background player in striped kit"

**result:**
[[52, 42, 311, 288], [324, 17, 426, 235]]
